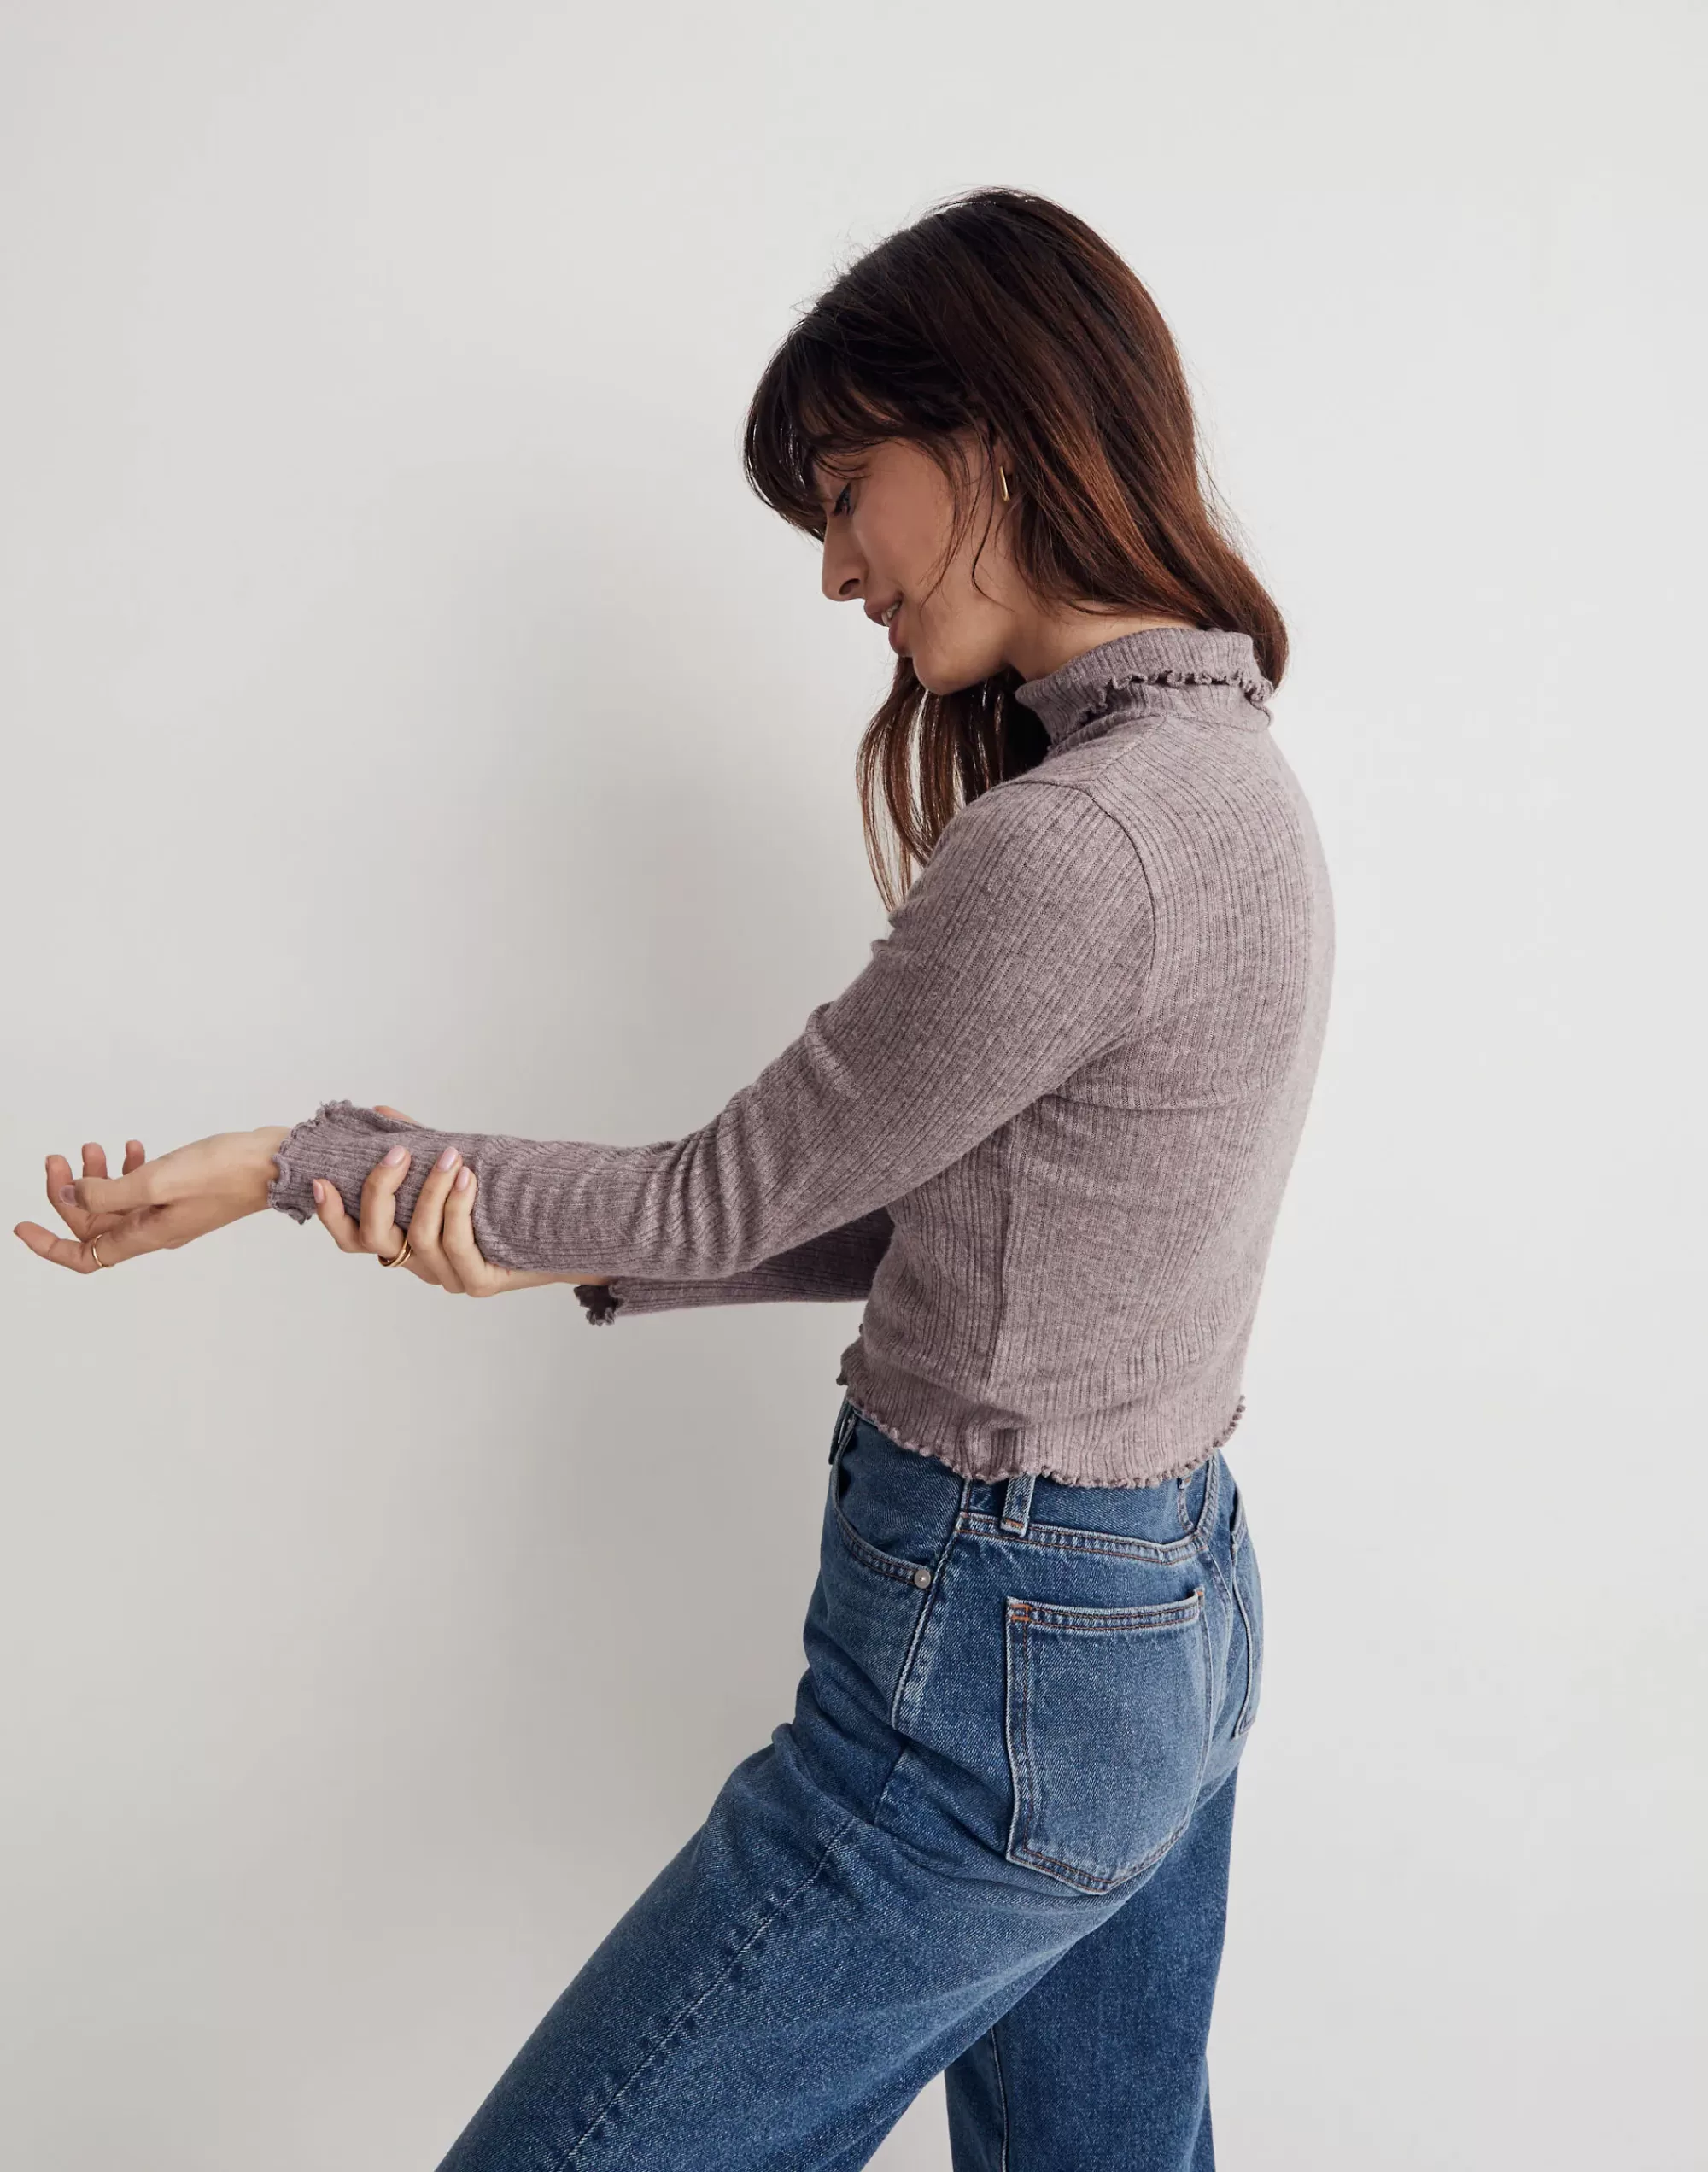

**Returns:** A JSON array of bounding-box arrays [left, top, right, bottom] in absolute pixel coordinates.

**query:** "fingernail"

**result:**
[[436, 1146, 459, 1172], [383, 1145, 407, 1167], [57, 1185, 74, 1204], [454, 1165, 471, 1191], [312, 1180, 325, 1205]]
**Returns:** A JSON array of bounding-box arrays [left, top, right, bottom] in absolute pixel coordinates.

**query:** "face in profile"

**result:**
[[815, 429, 1024, 694]]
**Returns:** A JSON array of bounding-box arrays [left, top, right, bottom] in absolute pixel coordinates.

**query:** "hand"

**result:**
[[14, 1124, 290, 1273], [308, 1105, 604, 1297]]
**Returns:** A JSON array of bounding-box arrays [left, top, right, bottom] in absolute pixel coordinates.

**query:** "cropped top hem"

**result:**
[[833, 1342, 1250, 1490]]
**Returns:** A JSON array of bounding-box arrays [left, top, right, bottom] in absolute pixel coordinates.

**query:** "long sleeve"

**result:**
[[570, 1203, 892, 1323], [266, 776, 1155, 1279]]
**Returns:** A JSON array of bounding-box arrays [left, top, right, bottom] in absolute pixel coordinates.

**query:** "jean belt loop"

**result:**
[[998, 1468, 1036, 1538]]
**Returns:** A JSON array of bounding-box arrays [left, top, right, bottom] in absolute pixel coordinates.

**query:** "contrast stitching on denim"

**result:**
[[1003, 1592, 1208, 1892], [554, 1806, 867, 2168], [1009, 1607, 1038, 1871], [828, 1435, 938, 1589], [999, 1469, 1036, 1537], [955, 1512, 1203, 1565], [1025, 1607, 1220, 1894], [958, 1442, 1225, 1563], [890, 1532, 953, 1733], [1013, 1811, 1194, 1894], [834, 1512, 935, 1588], [1006, 1590, 1203, 1634]]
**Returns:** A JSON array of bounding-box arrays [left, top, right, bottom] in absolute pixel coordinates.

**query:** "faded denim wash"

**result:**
[[435, 1390, 1264, 2170]]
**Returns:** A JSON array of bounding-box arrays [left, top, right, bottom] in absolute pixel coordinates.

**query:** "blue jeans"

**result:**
[[436, 1393, 1264, 2170]]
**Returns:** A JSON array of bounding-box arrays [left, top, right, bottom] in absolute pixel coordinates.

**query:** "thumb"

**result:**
[[72, 1162, 165, 1215], [373, 1104, 419, 1122]]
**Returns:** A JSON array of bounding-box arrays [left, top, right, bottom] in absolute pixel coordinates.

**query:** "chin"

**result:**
[[911, 635, 1008, 697], [915, 660, 977, 698], [910, 646, 956, 695]]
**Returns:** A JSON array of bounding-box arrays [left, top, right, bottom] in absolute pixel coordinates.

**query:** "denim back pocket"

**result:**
[[1228, 1484, 1263, 1737], [1003, 1586, 1213, 1895]]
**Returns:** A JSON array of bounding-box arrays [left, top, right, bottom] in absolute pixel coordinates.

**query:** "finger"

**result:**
[[373, 1104, 420, 1123], [44, 1153, 114, 1238], [358, 1147, 411, 1258], [440, 1163, 494, 1295], [76, 1143, 130, 1238], [14, 1221, 109, 1273], [13, 1212, 162, 1273], [404, 1145, 465, 1291], [312, 1177, 367, 1254], [123, 1139, 145, 1173], [46, 1152, 85, 1233], [70, 1160, 163, 1216]]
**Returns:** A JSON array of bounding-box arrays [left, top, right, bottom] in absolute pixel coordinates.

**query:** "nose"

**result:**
[[820, 528, 865, 606]]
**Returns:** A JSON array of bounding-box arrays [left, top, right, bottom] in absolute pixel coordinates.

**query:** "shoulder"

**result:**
[[880, 770, 1152, 957], [921, 768, 1147, 898], [950, 764, 1143, 852]]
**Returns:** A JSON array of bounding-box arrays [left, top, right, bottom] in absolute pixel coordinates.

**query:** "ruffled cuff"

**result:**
[[571, 1277, 706, 1323], [574, 1281, 623, 1323], [266, 1103, 350, 1223]]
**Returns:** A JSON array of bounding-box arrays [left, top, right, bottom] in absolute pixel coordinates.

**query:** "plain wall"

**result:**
[[3, 3, 1703, 2165]]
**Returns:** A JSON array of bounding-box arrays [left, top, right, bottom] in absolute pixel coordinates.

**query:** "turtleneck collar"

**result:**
[[1014, 625, 1276, 751]]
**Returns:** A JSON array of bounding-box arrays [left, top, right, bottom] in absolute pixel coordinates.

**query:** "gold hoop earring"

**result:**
[[997, 464, 1011, 503]]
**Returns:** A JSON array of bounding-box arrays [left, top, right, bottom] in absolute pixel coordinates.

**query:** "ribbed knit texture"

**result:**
[[268, 626, 1334, 1486]]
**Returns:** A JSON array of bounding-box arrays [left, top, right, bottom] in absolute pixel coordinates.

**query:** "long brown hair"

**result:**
[[742, 186, 1287, 916]]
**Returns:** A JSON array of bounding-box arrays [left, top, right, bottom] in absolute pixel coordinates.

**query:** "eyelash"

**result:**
[[812, 480, 860, 542], [811, 481, 852, 540]]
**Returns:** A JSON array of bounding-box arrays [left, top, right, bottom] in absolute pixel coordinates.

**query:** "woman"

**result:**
[[18, 188, 1333, 2169]]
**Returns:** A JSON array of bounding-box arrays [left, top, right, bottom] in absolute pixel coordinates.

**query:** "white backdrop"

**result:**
[[3, 3, 1703, 2166]]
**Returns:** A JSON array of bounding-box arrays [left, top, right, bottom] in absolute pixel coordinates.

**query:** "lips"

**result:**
[[862, 594, 906, 652]]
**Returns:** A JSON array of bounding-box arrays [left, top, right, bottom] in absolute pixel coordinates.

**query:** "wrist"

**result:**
[[250, 1124, 293, 1209]]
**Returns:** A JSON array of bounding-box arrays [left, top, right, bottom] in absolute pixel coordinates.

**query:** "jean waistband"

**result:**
[[828, 1392, 1221, 1554]]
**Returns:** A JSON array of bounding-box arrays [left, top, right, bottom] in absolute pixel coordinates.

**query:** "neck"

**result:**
[[1003, 608, 1202, 685], [1013, 623, 1277, 746]]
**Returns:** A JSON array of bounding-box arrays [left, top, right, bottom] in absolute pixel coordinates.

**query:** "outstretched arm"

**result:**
[[266, 775, 1154, 1283]]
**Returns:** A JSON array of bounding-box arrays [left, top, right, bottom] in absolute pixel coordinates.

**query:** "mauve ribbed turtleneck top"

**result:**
[[268, 626, 1335, 1486]]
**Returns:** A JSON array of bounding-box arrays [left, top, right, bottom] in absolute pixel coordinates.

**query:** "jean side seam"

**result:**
[[991, 2020, 1013, 2172]]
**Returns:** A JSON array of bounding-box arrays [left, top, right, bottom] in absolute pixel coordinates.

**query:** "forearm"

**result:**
[[266, 1092, 903, 1282]]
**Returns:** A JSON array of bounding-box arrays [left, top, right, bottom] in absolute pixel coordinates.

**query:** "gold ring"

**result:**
[[89, 1233, 110, 1270], [378, 1238, 413, 1269]]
